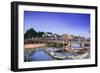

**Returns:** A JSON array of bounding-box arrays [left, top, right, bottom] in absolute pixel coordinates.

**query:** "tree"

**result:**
[[24, 28, 38, 38], [38, 32, 45, 38], [24, 28, 60, 39]]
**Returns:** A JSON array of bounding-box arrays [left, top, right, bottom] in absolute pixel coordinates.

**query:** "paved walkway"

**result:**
[[24, 43, 46, 49]]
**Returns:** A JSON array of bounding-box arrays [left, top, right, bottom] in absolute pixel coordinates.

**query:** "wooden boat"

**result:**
[[45, 49, 67, 60]]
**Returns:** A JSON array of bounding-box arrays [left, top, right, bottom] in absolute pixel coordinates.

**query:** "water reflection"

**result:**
[[31, 49, 54, 61], [24, 44, 90, 62]]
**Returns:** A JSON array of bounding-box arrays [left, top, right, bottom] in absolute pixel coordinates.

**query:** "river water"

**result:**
[[24, 43, 89, 62], [30, 49, 54, 61]]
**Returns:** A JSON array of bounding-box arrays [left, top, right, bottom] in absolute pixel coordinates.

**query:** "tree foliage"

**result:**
[[24, 28, 45, 38], [24, 28, 60, 39]]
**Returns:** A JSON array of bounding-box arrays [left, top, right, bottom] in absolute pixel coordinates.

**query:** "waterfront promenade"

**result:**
[[24, 43, 46, 49]]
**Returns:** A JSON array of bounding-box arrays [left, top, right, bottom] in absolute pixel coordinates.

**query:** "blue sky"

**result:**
[[24, 11, 90, 38]]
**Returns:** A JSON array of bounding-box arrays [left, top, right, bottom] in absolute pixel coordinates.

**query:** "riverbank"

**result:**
[[24, 43, 46, 49]]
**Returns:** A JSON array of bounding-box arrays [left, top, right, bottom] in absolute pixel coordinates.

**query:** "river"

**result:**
[[24, 43, 89, 62]]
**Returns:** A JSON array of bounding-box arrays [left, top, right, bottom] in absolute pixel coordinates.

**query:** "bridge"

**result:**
[[24, 38, 89, 49]]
